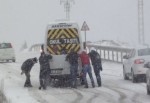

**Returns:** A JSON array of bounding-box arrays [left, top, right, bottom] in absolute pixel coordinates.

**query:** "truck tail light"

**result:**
[[9, 43, 12, 48], [134, 59, 145, 64], [40, 49, 43, 53]]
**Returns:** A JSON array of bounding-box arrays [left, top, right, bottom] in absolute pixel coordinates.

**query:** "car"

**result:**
[[146, 68, 150, 95], [123, 47, 150, 83], [0, 43, 16, 62], [144, 62, 150, 95]]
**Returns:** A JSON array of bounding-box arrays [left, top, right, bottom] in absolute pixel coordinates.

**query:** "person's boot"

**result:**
[[28, 84, 33, 87], [92, 83, 95, 88], [43, 84, 46, 90], [81, 79, 84, 85], [39, 86, 42, 90], [24, 84, 28, 87], [43, 86, 46, 90], [72, 84, 77, 89], [98, 82, 101, 87], [84, 85, 88, 88]]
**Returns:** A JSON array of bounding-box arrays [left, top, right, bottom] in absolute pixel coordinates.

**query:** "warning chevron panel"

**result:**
[[47, 28, 80, 55]]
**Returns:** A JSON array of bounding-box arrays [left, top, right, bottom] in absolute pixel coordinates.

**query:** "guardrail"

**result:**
[[29, 43, 133, 63], [29, 43, 43, 52], [87, 44, 133, 63]]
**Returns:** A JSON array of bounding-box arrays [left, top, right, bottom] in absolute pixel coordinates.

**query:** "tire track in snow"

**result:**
[[86, 92, 100, 103], [104, 84, 145, 103], [78, 89, 100, 103], [71, 89, 83, 103], [132, 93, 142, 103], [110, 88, 126, 103], [28, 88, 49, 103], [103, 85, 128, 103], [77, 88, 116, 103]]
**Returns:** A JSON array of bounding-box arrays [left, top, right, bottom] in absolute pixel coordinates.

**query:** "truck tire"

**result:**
[[12, 59, 15, 62]]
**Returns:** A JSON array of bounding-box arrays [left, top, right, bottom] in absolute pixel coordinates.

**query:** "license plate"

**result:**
[[51, 69, 62, 74]]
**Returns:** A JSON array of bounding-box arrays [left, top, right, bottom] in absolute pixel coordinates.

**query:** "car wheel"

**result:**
[[123, 67, 129, 80], [131, 69, 137, 83], [147, 85, 150, 95]]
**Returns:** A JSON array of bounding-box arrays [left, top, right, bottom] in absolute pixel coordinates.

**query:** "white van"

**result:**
[[43, 22, 83, 79], [0, 43, 16, 62]]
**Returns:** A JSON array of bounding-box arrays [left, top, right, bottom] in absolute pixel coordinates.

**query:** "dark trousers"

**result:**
[[70, 64, 78, 88], [24, 72, 31, 86], [39, 70, 50, 89], [93, 65, 101, 86]]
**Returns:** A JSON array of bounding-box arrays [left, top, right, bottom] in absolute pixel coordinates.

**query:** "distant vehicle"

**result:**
[[0, 43, 16, 62], [43, 21, 83, 82], [144, 62, 150, 95], [123, 47, 150, 83]]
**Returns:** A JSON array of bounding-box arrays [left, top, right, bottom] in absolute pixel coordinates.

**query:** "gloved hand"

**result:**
[[100, 67, 103, 71], [21, 71, 24, 75]]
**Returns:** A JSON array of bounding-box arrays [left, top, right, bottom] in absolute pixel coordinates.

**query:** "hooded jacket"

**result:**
[[66, 51, 79, 65], [39, 53, 52, 73], [21, 58, 35, 72], [88, 50, 102, 71]]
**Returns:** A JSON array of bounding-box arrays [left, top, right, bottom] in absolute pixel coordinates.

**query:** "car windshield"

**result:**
[[0, 43, 12, 49], [138, 48, 150, 56]]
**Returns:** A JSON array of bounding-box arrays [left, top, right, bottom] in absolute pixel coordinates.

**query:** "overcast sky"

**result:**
[[0, 0, 150, 51]]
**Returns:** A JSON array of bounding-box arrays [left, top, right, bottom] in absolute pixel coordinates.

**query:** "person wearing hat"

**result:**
[[88, 50, 103, 87], [21, 57, 38, 87]]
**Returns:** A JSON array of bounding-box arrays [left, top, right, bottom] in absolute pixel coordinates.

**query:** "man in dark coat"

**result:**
[[39, 52, 52, 90], [80, 51, 95, 88], [66, 49, 79, 88], [21, 57, 38, 87], [88, 50, 103, 87]]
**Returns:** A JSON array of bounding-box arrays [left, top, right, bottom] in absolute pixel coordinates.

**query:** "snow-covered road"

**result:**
[[0, 52, 150, 103]]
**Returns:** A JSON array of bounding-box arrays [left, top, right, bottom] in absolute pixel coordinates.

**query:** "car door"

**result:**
[[125, 49, 136, 74], [0, 43, 6, 60]]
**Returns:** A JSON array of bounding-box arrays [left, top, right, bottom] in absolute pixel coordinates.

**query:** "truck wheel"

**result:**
[[147, 85, 150, 95], [131, 69, 137, 83], [123, 67, 129, 80], [12, 59, 15, 62]]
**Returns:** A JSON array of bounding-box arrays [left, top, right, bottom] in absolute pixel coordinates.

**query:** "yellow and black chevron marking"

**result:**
[[47, 28, 80, 55]]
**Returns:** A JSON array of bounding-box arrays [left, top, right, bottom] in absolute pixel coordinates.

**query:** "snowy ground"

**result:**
[[0, 51, 150, 103]]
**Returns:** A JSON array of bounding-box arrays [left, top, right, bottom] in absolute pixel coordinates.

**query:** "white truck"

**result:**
[[43, 21, 84, 85]]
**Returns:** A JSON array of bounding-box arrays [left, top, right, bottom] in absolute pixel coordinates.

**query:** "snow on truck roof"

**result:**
[[47, 22, 79, 30], [47, 20, 78, 25]]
